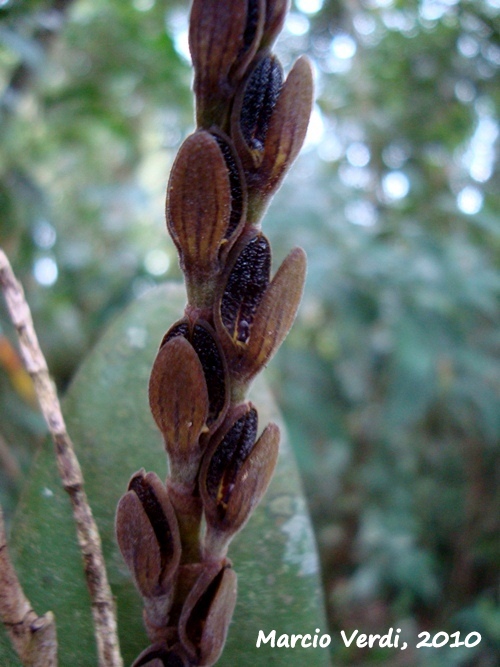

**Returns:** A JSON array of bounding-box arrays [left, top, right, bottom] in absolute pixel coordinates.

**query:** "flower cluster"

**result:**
[[116, 1, 312, 665]]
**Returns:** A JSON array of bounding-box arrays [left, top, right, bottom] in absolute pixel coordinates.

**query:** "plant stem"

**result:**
[[0, 506, 58, 667], [0, 248, 123, 667]]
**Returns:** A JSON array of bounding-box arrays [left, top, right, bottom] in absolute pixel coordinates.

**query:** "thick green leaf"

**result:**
[[0, 284, 330, 666]]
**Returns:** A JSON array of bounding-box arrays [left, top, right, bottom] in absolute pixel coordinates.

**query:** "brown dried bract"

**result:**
[[235, 246, 307, 384], [209, 129, 247, 246], [200, 405, 280, 554], [167, 131, 231, 306], [233, 55, 283, 168], [258, 56, 314, 197], [219, 233, 271, 345], [116, 471, 181, 601], [149, 336, 209, 482], [232, 55, 313, 222], [204, 405, 259, 513], [178, 563, 237, 665], [216, 241, 306, 389], [261, 0, 290, 49], [189, 0, 265, 127], [131, 642, 190, 667], [160, 318, 229, 434]]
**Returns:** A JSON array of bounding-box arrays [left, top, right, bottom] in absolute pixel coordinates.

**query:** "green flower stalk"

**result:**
[[115, 1, 313, 664]]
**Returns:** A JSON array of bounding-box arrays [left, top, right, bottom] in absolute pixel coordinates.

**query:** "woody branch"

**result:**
[[0, 248, 123, 667]]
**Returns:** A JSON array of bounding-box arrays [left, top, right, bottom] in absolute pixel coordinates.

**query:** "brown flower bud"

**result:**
[[116, 471, 181, 605], [234, 246, 306, 384], [217, 237, 306, 392], [232, 55, 313, 224], [189, 0, 265, 127], [234, 55, 283, 163], [261, 0, 290, 50], [255, 55, 313, 201], [131, 642, 190, 667], [219, 232, 271, 345], [210, 129, 247, 252], [149, 336, 209, 483], [178, 562, 237, 666], [235, 0, 266, 78], [166, 131, 232, 308], [161, 318, 229, 434], [200, 404, 280, 556]]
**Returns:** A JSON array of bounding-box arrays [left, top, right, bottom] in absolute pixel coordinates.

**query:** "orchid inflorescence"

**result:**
[[115, 1, 312, 665]]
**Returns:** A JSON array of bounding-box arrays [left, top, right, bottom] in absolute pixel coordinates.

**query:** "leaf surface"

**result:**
[[0, 284, 330, 667]]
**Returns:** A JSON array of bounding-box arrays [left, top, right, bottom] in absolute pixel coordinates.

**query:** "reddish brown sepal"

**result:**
[[258, 56, 314, 200], [217, 241, 306, 391], [166, 131, 231, 308], [232, 55, 283, 170], [161, 318, 229, 434], [209, 129, 247, 252], [232, 0, 266, 81], [261, 0, 290, 49], [178, 562, 237, 665], [232, 56, 313, 224], [219, 232, 271, 345], [116, 471, 181, 605], [235, 246, 307, 385], [130, 641, 190, 667], [200, 405, 280, 556], [149, 336, 209, 483], [189, 0, 265, 127]]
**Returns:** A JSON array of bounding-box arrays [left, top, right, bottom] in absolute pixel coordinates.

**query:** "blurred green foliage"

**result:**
[[0, 0, 498, 665]]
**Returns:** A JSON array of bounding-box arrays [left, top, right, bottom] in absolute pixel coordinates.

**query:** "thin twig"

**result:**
[[0, 506, 57, 667], [0, 248, 123, 667]]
